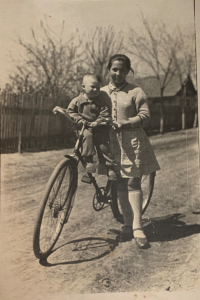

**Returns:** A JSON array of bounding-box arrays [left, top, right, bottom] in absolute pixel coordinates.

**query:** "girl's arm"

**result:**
[[113, 88, 150, 132], [128, 88, 150, 128]]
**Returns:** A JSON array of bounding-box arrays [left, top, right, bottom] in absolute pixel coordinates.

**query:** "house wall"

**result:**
[[148, 95, 198, 108], [144, 96, 197, 133], [175, 96, 198, 108]]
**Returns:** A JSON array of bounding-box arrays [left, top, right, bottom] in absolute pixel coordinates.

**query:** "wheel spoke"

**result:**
[[93, 187, 106, 211], [33, 159, 76, 257]]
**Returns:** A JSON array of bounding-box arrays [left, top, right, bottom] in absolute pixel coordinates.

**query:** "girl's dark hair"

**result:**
[[107, 54, 134, 74]]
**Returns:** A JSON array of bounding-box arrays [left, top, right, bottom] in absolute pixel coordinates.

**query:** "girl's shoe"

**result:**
[[85, 163, 96, 173], [133, 228, 149, 249], [116, 225, 133, 242]]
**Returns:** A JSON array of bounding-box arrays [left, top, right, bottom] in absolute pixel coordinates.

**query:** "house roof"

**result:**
[[127, 74, 197, 98]]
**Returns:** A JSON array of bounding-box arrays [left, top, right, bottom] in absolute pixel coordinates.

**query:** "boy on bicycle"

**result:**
[[53, 73, 117, 179]]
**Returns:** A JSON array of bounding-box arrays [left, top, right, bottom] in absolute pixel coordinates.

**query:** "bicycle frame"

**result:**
[[66, 123, 113, 205]]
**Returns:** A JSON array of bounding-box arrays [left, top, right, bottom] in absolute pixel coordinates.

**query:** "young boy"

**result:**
[[53, 73, 116, 178]]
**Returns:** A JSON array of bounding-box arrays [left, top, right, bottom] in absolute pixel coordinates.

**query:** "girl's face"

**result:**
[[108, 60, 129, 86]]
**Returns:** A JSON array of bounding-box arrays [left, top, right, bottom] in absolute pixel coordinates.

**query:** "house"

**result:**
[[127, 74, 197, 108], [126, 73, 198, 131]]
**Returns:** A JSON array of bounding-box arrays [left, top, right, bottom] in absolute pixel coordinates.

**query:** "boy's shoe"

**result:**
[[107, 169, 118, 180], [85, 162, 96, 173]]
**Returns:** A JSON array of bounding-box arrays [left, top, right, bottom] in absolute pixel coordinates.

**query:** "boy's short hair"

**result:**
[[83, 73, 102, 84]]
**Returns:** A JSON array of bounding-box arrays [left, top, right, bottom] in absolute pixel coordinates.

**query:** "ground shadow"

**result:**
[[39, 237, 118, 267], [107, 213, 200, 244], [142, 213, 200, 243], [192, 211, 200, 215]]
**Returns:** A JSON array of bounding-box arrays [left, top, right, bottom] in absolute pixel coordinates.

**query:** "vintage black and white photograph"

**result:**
[[0, 0, 199, 299]]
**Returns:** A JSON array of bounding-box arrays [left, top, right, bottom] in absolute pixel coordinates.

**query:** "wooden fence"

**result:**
[[0, 91, 197, 153], [0, 91, 76, 153], [144, 105, 196, 133]]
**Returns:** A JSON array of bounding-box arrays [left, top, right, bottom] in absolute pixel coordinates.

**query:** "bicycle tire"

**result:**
[[109, 181, 124, 223], [141, 172, 156, 214], [33, 157, 78, 259], [110, 172, 156, 222]]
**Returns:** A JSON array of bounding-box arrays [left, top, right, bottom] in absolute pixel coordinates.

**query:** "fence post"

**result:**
[[18, 93, 23, 153], [18, 131, 22, 153]]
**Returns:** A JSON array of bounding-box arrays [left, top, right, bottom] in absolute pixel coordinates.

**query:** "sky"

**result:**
[[0, 0, 196, 88]]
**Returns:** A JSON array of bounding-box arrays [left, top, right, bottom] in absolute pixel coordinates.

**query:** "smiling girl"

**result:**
[[100, 54, 160, 248]]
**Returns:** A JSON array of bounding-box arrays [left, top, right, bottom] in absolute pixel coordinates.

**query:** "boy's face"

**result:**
[[82, 77, 100, 98]]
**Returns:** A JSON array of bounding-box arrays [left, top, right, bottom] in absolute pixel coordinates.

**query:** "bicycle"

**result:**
[[33, 112, 156, 259]]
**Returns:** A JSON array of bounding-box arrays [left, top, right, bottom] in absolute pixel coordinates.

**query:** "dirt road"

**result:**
[[1, 128, 200, 300]]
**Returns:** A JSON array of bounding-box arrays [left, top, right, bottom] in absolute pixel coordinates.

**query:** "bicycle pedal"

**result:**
[[81, 174, 92, 184]]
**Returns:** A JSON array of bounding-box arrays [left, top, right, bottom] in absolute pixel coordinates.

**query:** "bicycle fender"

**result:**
[[65, 154, 78, 166]]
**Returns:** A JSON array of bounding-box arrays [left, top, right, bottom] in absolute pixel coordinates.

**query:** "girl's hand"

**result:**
[[112, 120, 132, 132], [112, 121, 123, 132]]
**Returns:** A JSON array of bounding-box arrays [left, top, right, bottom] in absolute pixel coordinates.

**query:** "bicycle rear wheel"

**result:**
[[33, 157, 77, 259], [141, 172, 156, 214], [109, 181, 124, 223], [110, 172, 156, 222]]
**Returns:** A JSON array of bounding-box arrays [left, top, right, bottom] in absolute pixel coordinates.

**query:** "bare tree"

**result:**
[[128, 16, 180, 133], [9, 21, 85, 99], [85, 26, 124, 85]]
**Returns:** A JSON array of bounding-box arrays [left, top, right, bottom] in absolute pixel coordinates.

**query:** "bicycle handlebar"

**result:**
[[53, 107, 77, 125], [53, 107, 112, 130]]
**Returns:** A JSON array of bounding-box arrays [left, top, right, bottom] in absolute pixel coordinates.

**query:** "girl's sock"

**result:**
[[118, 191, 133, 233], [128, 190, 146, 238]]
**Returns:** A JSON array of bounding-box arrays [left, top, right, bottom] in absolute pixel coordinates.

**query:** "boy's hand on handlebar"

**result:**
[[77, 119, 108, 130], [88, 121, 98, 128], [88, 121, 109, 128]]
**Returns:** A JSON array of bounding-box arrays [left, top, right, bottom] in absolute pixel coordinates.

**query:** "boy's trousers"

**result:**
[[80, 126, 115, 166]]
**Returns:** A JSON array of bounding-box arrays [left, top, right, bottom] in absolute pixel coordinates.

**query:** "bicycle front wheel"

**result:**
[[33, 157, 78, 259]]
